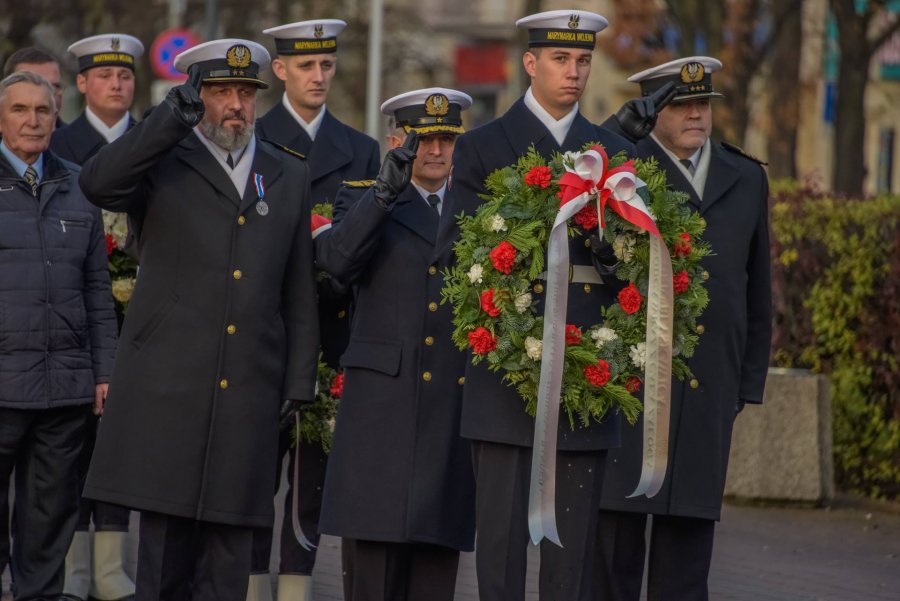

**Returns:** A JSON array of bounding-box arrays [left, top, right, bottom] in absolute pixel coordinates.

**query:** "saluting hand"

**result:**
[[165, 64, 206, 127], [614, 82, 677, 142], [373, 131, 419, 209]]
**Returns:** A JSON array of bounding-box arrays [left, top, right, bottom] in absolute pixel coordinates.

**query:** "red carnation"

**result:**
[[480, 289, 502, 317], [329, 373, 344, 398], [574, 204, 599, 230], [565, 324, 583, 345], [105, 233, 117, 256], [673, 270, 690, 294], [524, 165, 552, 189], [467, 327, 498, 355], [673, 232, 693, 258], [618, 282, 643, 315], [625, 376, 642, 393], [489, 241, 517, 274], [584, 359, 611, 387]]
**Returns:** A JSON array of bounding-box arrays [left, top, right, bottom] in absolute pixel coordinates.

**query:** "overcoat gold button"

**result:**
[[237, 216, 246, 225], [219, 379, 229, 389], [425, 336, 434, 346], [584, 238, 591, 247], [696, 324, 705, 334], [337, 310, 347, 319], [534, 283, 544, 294], [422, 371, 432, 382], [457, 377, 465, 385], [428, 265, 437, 275], [583, 284, 591, 294], [690, 378, 699, 389], [428, 302, 438, 312], [233, 269, 242, 280], [226, 325, 237, 335]]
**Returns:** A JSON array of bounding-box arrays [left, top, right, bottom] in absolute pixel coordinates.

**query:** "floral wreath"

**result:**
[[103, 211, 138, 310], [441, 144, 710, 428], [291, 355, 342, 453]]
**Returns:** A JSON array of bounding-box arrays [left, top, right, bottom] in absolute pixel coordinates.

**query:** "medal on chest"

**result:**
[[254, 172, 269, 216]]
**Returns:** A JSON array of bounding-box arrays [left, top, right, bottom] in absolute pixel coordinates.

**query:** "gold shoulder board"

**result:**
[[721, 141, 767, 166]]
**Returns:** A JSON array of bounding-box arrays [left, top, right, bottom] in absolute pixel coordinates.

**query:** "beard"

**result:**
[[199, 113, 254, 152]]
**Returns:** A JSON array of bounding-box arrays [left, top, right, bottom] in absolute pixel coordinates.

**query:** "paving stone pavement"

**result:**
[[4, 491, 898, 600]]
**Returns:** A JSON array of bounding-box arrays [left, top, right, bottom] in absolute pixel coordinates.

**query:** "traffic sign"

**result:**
[[150, 29, 200, 81]]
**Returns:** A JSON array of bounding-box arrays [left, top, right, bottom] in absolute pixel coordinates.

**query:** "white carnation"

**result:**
[[524, 336, 543, 360], [629, 342, 647, 369], [467, 263, 484, 284], [613, 234, 636, 263], [591, 327, 618, 348], [514, 292, 532, 314], [102, 210, 129, 249], [489, 214, 508, 232]]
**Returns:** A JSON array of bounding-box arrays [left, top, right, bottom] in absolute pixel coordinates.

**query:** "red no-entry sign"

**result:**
[[151, 29, 201, 80]]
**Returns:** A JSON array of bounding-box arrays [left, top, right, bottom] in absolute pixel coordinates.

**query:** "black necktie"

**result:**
[[426, 194, 441, 213], [679, 158, 695, 177], [226, 154, 235, 169], [24, 166, 38, 196]]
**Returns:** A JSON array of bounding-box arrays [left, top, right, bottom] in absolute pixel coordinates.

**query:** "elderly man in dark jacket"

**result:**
[[0, 70, 117, 601], [78, 39, 319, 601]]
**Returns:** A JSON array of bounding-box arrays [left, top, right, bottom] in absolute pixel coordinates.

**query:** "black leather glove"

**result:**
[[614, 82, 677, 142], [279, 399, 303, 433], [373, 131, 418, 209], [589, 235, 618, 276], [164, 64, 205, 127]]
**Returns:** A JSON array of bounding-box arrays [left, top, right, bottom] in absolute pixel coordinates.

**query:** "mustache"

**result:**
[[221, 111, 248, 124]]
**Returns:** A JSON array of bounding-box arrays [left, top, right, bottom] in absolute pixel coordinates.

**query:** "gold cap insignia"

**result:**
[[314, 24, 324, 39], [680, 62, 705, 84], [568, 14, 581, 29], [111, 37, 121, 52], [425, 94, 450, 117], [226, 44, 252, 69]]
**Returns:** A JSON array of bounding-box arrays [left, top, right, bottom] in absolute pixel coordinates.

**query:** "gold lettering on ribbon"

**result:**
[[92, 53, 134, 64], [293, 40, 337, 50]]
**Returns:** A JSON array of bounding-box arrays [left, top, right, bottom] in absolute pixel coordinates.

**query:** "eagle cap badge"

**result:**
[[680, 62, 705, 84], [568, 14, 581, 29], [425, 93, 450, 116], [111, 37, 121, 52], [226, 45, 252, 69]]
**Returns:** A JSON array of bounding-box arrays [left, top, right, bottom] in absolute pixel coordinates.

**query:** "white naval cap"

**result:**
[[68, 34, 144, 73], [174, 39, 271, 89], [381, 87, 473, 136], [263, 19, 347, 55], [515, 10, 609, 50], [628, 56, 724, 102]]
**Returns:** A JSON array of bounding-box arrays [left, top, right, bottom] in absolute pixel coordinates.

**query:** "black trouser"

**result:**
[[341, 538, 459, 601], [0, 405, 90, 601], [75, 414, 131, 531], [135, 511, 253, 601], [1, 477, 10, 584], [250, 435, 327, 575], [471, 440, 606, 601], [594, 510, 716, 601]]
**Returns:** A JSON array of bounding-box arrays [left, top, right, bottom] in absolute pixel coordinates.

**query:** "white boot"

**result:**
[[88, 531, 135, 600], [276, 574, 312, 601], [64, 530, 91, 600], [246, 573, 274, 601]]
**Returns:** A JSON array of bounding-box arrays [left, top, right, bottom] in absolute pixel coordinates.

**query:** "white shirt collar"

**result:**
[[651, 134, 711, 199], [85, 107, 130, 144], [411, 181, 447, 215], [192, 128, 257, 198], [282, 93, 326, 141], [523, 87, 578, 146]]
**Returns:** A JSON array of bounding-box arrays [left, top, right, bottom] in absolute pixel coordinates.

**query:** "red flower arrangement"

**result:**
[[673, 232, 693, 258], [467, 327, 498, 355], [489, 241, 517, 274], [480, 289, 502, 317], [329, 373, 344, 398], [574, 204, 599, 230], [524, 165, 552, 188], [673, 270, 690, 294], [584, 359, 611, 387], [625, 376, 642, 393], [618, 282, 643, 315], [565, 324, 583, 345]]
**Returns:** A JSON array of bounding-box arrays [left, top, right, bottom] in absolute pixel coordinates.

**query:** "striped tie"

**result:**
[[24, 166, 38, 196]]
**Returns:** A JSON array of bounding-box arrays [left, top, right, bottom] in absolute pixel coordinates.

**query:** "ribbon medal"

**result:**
[[254, 173, 269, 216]]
